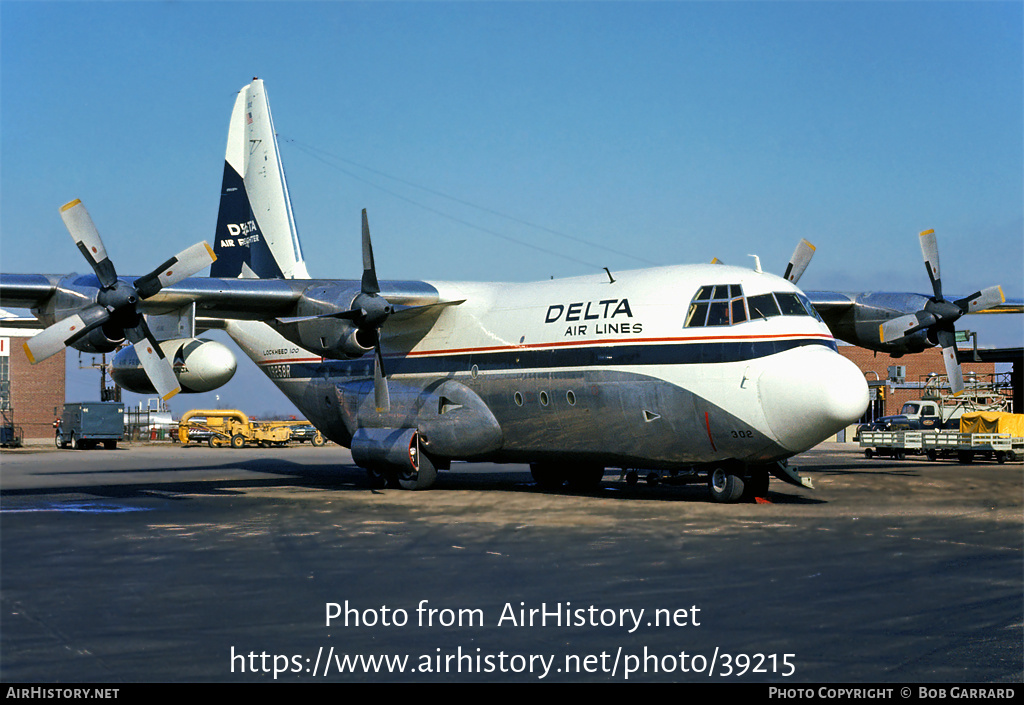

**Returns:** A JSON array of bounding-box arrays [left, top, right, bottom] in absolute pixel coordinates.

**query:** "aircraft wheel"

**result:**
[[741, 469, 770, 501], [398, 453, 438, 491], [530, 463, 566, 490], [230, 434, 246, 449], [709, 467, 745, 503], [312, 433, 325, 447]]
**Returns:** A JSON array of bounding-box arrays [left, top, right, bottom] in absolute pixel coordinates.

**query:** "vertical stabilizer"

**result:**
[[211, 78, 309, 280]]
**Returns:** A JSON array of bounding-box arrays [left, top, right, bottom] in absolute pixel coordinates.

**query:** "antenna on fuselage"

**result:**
[[748, 254, 762, 273], [603, 267, 616, 284]]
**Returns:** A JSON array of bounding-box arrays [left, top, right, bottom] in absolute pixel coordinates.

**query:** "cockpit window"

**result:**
[[774, 292, 809, 317], [686, 284, 746, 327], [747, 293, 780, 320], [687, 285, 823, 327]]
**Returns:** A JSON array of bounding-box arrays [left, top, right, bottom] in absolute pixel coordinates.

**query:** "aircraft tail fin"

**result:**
[[211, 78, 310, 280]]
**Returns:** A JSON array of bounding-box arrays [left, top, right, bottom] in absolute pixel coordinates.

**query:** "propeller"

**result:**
[[24, 199, 217, 400], [878, 229, 1004, 395], [336, 209, 394, 411], [271, 210, 396, 410], [710, 239, 816, 284]]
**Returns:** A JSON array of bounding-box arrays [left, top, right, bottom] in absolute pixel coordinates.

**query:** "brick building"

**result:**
[[837, 345, 1006, 426], [0, 331, 65, 443]]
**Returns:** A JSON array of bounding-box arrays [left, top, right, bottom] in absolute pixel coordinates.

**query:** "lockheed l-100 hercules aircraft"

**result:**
[[1, 79, 1014, 501]]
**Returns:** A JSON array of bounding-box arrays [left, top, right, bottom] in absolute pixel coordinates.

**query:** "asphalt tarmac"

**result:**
[[1, 441, 1020, 683]]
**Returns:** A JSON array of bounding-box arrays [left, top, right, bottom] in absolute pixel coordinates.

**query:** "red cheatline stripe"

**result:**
[[256, 333, 835, 365]]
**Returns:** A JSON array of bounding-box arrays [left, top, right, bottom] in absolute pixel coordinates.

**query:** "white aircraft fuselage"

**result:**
[[225, 262, 868, 472]]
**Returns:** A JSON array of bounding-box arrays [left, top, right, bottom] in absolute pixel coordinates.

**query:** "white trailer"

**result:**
[[859, 430, 1022, 464]]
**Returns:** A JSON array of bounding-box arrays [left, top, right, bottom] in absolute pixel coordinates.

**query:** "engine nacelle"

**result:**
[[829, 292, 936, 355], [271, 283, 375, 359], [293, 317, 374, 359], [111, 338, 237, 394], [71, 324, 125, 354]]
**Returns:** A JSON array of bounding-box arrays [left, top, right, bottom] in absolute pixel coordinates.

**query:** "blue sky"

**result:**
[[2, 1, 1021, 416]]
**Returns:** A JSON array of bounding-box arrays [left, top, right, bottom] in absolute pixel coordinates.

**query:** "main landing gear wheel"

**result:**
[[708, 466, 745, 503]]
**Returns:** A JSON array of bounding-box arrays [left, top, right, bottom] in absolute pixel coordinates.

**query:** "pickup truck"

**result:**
[[859, 399, 966, 433]]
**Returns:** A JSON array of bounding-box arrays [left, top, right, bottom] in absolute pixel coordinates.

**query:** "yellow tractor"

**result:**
[[178, 409, 320, 448]]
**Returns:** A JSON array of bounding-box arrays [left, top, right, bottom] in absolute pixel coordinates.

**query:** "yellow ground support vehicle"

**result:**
[[177, 409, 322, 448]]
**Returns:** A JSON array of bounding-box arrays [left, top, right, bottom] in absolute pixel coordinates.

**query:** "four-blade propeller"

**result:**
[[878, 229, 1004, 395], [339, 209, 393, 411], [24, 200, 217, 401]]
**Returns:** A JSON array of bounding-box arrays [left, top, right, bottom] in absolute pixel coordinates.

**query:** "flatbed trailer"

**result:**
[[859, 430, 1022, 464]]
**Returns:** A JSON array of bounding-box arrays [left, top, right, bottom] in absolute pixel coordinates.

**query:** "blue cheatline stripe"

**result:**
[[266, 337, 838, 379]]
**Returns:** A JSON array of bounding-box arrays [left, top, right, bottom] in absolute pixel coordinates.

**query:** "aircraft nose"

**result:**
[[758, 346, 869, 453]]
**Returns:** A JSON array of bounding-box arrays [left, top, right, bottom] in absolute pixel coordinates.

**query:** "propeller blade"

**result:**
[[134, 242, 217, 298], [126, 322, 180, 401], [783, 239, 816, 284], [919, 229, 942, 300], [60, 199, 118, 288], [23, 305, 110, 363], [361, 209, 380, 295], [941, 346, 964, 396], [373, 343, 390, 413], [933, 328, 964, 396], [879, 311, 936, 344], [955, 285, 1005, 315]]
